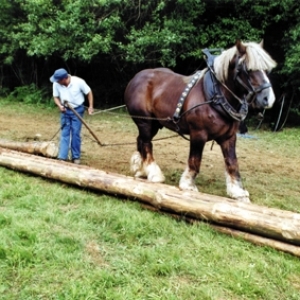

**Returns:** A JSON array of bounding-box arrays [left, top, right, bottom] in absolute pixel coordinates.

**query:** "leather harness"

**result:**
[[173, 48, 251, 122]]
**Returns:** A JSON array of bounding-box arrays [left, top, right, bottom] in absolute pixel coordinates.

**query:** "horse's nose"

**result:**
[[264, 88, 276, 108], [256, 90, 272, 109], [258, 86, 275, 108], [263, 96, 269, 107]]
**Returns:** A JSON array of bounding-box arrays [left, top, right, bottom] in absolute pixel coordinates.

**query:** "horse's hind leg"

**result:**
[[219, 137, 250, 202], [130, 121, 165, 183]]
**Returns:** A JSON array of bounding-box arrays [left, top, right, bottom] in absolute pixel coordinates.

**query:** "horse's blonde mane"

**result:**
[[214, 41, 277, 82]]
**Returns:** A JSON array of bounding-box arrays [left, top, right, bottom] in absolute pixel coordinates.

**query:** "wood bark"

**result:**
[[0, 139, 58, 158], [1, 147, 300, 257], [211, 225, 300, 257], [141, 203, 300, 258]]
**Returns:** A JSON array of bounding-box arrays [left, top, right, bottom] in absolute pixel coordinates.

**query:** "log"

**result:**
[[0, 139, 58, 158], [141, 203, 300, 258], [211, 225, 300, 257], [1, 146, 300, 257]]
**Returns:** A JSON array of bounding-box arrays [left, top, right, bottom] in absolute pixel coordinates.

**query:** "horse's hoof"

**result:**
[[179, 183, 199, 192], [145, 163, 165, 183], [148, 174, 165, 183], [236, 196, 251, 203], [227, 186, 250, 203], [134, 171, 147, 179]]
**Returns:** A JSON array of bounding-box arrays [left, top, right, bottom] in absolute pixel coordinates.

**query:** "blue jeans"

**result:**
[[58, 105, 84, 160]]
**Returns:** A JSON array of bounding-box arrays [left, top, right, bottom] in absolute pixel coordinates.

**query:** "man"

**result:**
[[50, 68, 94, 164]]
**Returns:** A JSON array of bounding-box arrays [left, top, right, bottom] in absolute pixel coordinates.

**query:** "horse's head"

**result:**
[[214, 40, 277, 110]]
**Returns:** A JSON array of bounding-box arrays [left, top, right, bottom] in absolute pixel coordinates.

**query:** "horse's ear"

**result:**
[[235, 40, 246, 55], [259, 39, 264, 48]]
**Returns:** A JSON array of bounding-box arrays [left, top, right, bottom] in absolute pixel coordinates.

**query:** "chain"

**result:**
[[49, 127, 61, 141]]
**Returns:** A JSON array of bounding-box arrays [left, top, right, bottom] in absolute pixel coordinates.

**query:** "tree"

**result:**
[[0, 0, 299, 110]]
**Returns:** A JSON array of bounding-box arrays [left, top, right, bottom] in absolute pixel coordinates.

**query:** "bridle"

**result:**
[[234, 62, 272, 105]]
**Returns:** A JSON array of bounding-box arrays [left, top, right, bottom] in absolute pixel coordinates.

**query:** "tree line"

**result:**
[[0, 0, 299, 113]]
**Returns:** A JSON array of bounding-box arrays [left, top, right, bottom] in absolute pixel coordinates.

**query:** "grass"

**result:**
[[1, 101, 300, 299], [1, 168, 300, 300], [1, 168, 300, 299]]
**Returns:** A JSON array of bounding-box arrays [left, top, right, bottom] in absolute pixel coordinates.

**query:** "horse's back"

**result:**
[[125, 68, 175, 95], [124, 68, 187, 113]]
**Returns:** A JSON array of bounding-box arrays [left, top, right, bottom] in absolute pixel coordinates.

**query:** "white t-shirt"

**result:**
[[53, 75, 91, 108]]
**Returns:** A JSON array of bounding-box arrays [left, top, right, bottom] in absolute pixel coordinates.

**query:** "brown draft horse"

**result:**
[[124, 40, 277, 202]]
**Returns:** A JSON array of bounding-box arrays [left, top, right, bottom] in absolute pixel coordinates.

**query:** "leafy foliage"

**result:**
[[7, 84, 51, 105], [0, 0, 299, 106]]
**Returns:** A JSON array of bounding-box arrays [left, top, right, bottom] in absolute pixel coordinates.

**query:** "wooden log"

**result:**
[[0, 139, 58, 158], [141, 203, 300, 258], [211, 225, 300, 257], [1, 147, 300, 256]]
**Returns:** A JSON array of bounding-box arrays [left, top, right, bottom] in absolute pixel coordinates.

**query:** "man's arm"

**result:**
[[53, 96, 66, 112], [86, 90, 94, 115]]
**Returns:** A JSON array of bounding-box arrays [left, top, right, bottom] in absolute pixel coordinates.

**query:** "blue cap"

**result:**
[[50, 68, 68, 83]]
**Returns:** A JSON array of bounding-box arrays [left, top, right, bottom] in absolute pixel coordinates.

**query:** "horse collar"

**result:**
[[203, 69, 248, 121], [173, 71, 202, 119], [202, 49, 248, 122]]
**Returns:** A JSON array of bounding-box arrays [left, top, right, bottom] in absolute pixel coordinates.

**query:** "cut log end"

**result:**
[[0, 140, 58, 158]]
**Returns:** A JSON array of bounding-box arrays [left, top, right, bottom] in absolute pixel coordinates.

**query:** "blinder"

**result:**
[[234, 62, 272, 104]]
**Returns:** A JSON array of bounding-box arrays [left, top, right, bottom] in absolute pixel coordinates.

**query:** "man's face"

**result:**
[[58, 76, 68, 86]]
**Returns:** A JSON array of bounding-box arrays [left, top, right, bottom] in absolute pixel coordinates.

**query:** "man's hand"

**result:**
[[59, 105, 66, 113], [88, 107, 94, 115]]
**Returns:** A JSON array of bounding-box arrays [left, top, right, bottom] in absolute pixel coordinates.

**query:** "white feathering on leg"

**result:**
[[179, 166, 198, 191], [145, 161, 165, 182], [130, 151, 146, 178], [225, 171, 250, 202]]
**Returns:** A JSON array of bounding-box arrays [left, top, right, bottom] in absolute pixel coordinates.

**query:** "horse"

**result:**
[[124, 40, 277, 202]]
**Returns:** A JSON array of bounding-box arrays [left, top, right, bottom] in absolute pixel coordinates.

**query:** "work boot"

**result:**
[[73, 159, 80, 165]]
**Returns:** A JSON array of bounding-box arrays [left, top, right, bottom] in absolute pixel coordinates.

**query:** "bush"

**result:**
[[7, 84, 53, 106]]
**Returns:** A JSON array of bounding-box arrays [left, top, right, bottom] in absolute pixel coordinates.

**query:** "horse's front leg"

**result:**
[[179, 135, 205, 192], [219, 136, 250, 203]]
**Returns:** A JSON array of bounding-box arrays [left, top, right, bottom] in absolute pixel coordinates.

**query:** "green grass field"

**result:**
[[1, 101, 300, 299], [1, 167, 300, 300]]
